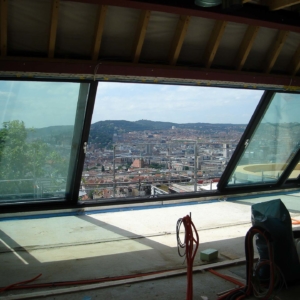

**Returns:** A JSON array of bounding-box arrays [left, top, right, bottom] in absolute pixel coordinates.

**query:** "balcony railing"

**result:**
[[0, 178, 67, 201], [80, 141, 229, 201]]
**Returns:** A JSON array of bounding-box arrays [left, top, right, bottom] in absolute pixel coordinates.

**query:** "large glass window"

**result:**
[[226, 92, 300, 187], [80, 83, 263, 202], [0, 80, 90, 203]]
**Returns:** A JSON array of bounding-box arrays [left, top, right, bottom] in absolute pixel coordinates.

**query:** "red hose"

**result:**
[[216, 226, 276, 300], [0, 274, 42, 293], [0, 269, 173, 293], [208, 269, 244, 287], [177, 214, 199, 300]]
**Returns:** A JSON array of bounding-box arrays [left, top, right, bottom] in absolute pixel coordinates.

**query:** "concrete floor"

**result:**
[[1, 191, 300, 299]]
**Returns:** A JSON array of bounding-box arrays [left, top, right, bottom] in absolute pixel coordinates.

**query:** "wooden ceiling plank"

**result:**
[[48, 0, 60, 59], [269, 0, 300, 10], [289, 43, 300, 75], [264, 30, 289, 73], [203, 20, 227, 69], [91, 5, 107, 61], [168, 15, 191, 66], [60, 1, 300, 34], [0, 0, 8, 57], [235, 25, 259, 71], [132, 10, 151, 63]]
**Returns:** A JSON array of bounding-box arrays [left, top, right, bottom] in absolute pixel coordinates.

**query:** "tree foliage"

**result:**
[[0, 120, 68, 200]]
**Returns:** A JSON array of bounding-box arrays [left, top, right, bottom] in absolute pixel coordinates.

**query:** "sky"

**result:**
[[0, 80, 267, 129], [92, 82, 264, 125], [0, 81, 83, 128]]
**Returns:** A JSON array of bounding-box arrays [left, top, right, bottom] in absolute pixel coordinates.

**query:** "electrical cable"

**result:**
[[176, 213, 199, 300], [216, 226, 285, 300], [0, 269, 175, 293], [0, 273, 42, 293], [208, 269, 244, 287]]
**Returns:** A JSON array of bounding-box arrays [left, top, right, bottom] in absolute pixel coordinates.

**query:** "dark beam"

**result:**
[[61, 0, 300, 34], [91, 5, 107, 61], [289, 43, 300, 75], [234, 25, 260, 71], [203, 20, 227, 69], [1, 58, 300, 87], [0, 0, 7, 57], [132, 10, 151, 63], [48, 0, 60, 58], [264, 30, 289, 73], [269, 0, 300, 11], [168, 15, 190, 66]]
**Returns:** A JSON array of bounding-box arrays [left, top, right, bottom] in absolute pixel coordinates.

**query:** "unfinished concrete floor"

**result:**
[[1, 191, 300, 299]]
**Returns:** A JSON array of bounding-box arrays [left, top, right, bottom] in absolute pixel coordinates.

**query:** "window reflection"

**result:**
[[0, 81, 89, 202], [228, 92, 300, 186]]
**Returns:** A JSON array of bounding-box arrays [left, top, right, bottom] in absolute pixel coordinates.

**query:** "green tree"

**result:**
[[0, 120, 68, 200]]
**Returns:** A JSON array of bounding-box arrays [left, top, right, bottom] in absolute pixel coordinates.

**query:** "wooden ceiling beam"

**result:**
[[91, 5, 107, 61], [269, 0, 300, 11], [0, 0, 8, 57], [1, 58, 300, 87], [289, 43, 300, 75], [169, 15, 190, 66], [62, 1, 300, 34], [48, 0, 60, 59], [132, 10, 151, 63], [235, 25, 259, 71], [264, 30, 289, 73], [203, 20, 227, 69]]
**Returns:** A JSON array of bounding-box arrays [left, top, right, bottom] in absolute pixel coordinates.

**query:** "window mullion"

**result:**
[[67, 81, 98, 203]]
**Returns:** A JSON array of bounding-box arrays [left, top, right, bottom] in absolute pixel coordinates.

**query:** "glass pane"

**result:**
[[80, 83, 263, 201], [289, 160, 300, 179], [227, 92, 300, 187], [0, 81, 89, 203]]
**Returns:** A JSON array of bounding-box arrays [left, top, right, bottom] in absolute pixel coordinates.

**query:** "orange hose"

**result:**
[[292, 218, 300, 225], [0, 269, 173, 293], [208, 269, 244, 287], [0, 274, 42, 293], [216, 226, 275, 300]]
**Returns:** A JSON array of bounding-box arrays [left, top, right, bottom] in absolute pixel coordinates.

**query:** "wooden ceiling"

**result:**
[[0, 0, 300, 90]]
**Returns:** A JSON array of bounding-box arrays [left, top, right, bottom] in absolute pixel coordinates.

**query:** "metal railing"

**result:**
[[80, 141, 229, 200], [0, 177, 67, 201]]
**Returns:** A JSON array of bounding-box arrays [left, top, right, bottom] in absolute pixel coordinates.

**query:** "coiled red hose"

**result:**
[[177, 214, 199, 300]]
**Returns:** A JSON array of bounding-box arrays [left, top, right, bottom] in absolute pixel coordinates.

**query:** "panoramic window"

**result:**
[[80, 82, 263, 202], [226, 92, 300, 187], [0, 80, 90, 203]]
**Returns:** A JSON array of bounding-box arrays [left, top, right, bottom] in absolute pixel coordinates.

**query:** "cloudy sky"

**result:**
[[0, 80, 266, 128], [92, 82, 264, 124]]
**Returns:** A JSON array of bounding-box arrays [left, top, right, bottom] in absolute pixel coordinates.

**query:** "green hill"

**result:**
[[88, 120, 247, 148]]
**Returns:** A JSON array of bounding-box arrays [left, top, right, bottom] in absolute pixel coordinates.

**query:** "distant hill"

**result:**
[[26, 125, 74, 145], [23, 120, 247, 148], [135, 120, 177, 130], [89, 120, 247, 148]]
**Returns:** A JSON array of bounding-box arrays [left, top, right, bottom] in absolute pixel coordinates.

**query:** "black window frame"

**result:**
[[0, 78, 98, 212], [218, 90, 300, 193], [1, 81, 300, 214]]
